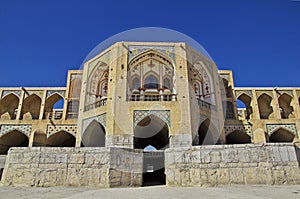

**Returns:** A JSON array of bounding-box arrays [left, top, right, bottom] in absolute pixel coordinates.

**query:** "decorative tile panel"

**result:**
[[224, 124, 252, 137], [0, 124, 32, 138], [277, 90, 293, 97], [133, 110, 170, 127], [46, 90, 66, 98], [235, 90, 253, 98], [47, 124, 77, 138], [82, 113, 106, 135], [128, 45, 175, 63], [1, 90, 21, 99], [266, 123, 297, 136]]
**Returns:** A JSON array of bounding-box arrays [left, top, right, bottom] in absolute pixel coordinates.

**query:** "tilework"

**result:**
[[266, 123, 297, 136], [47, 124, 77, 138], [133, 110, 170, 127], [82, 113, 106, 135], [224, 124, 252, 137], [46, 90, 66, 98], [0, 124, 32, 138], [1, 90, 21, 99], [235, 90, 253, 98], [277, 90, 293, 97], [128, 45, 175, 63], [88, 51, 110, 76]]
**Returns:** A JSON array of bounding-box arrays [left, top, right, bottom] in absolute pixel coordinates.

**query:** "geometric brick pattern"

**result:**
[[0, 124, 32, 138], [1, 90, 21, 99], [133, 110, 170, 128], [46, 124, 77, 138], [82, 113, 106, 135], [224, 124, 252, 137], [266, 123, 297, 136], [46, 90, 66, 98]]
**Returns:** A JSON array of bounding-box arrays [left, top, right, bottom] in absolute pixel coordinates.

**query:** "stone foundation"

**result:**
[[1, 147, 143, 187], [165, 143, 300, 186]]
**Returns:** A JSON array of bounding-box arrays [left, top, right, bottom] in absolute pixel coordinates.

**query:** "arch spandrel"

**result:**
[[133, 110, 170, 128], [0, 124, 32, 138]]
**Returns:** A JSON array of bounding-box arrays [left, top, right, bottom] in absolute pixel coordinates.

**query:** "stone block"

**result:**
[[229, 168, 244, 184], [244, 168, 257, 184], [69, 153, 85, 164], [217, 169, 230, 185]]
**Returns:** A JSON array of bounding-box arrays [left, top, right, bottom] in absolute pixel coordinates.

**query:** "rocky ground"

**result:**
[[0, 185, 300, 199]]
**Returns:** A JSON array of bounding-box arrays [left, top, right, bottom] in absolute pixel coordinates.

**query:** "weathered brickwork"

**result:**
[[165, 143, 300, 186], [1, 147, 143, 187]]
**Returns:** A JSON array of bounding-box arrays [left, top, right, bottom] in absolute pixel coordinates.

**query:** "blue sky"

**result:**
[[0, 0, 299, 87]]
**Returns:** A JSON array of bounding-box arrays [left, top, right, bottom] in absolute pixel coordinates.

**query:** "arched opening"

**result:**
[[226, 130, 251, 144], [44, 93, 64, 119], [0, 130, 29, 154], [134, 115, 169, 150], [67, 77, 82, 118], [46, 131, 75, 147], [0, 93, 19, 120], [134, 115, 168, 186], [144, 75, 159, 89], [32, 130, 46, 147], [20, 94, 42, 120], [278, 93, 294, 119], [269, 128, 295, 143], [81, 120, 106, 147], [144, 145, 157, 151], [237, 93, 253, 119], [258, 93, 273, 119], [69, 77, 82, 99], [127, 50, 175, 101], [223, 79, 233, 98], [198, 119, 219, 145]]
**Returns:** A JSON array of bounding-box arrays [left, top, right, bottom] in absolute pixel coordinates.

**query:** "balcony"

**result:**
[[129, 93, 176, 102], [196, 99, 217, 111], [85, 98, 108, 111], [44, 109, 63, 120]]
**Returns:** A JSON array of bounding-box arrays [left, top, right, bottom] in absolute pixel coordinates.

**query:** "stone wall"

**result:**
[[1, 147, 143, 187], [165, 143, 300, 186]]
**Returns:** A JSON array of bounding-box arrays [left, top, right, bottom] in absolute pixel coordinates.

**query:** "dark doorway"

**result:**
[[143, 150, 165, 186]]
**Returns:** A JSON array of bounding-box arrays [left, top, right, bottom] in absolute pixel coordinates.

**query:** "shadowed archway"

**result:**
[[81, 120, 106, 147], [226, 130, 251, 144], [0, 93, 19, 120], [269, 128, 295, 143], [46, 131, 75, 147], [0, 130, 29, 154]]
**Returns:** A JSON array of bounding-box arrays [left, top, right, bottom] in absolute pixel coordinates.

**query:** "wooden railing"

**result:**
[[44, 109, 63, 120], [129, 93, 176, 101], [196, 99, 217, 111], [85, 98, 108, 111]]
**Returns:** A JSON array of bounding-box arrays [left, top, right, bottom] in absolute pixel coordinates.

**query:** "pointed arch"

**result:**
[[46, 130, 75, 147], [278, 93, 294, 119], [226, 130, 251, 144], [69, 78, 82, 99], [20, 94, 42, 120], [237, 93, 253, 119], [82, 120, 106, 147], [222, 78, 233, 98], [44, 93, 64, 119], [134, 114, 169, 150], [0, 93, 19, 119], [269, 127, 295, 143], [257, 93, 273, 119], [0, 130, 29, 154], [197, 119, 219, 145], [128, 49, 174, 68]]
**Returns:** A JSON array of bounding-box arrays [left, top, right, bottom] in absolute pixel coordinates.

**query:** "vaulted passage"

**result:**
[[21, 94, 42, 120], [258, 93, 273, 119], [226, 130, 251, 144], [82, 120, 106, 147], [0, 130, 29, 154], [269, 128, 295, 143], [134, 115, 168, 186], [0, 94, 19, 120], [46, 131, 75, 147]]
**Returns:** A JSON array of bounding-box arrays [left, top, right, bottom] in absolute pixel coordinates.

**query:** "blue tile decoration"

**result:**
[[134, 110, 170, 128], [1, 90, 21, 99], [0, 124, 32, 138], [47, 124, 77, 138], [82, 113, 106, 135], [266, 123, 297, 136], [46, 90, 66, 98], [128, 45, 175, 63]]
